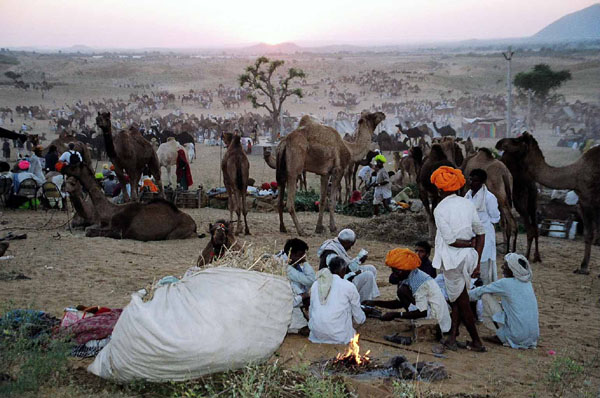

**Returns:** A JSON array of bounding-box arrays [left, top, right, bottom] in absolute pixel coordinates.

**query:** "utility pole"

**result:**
[[502, 46, 514, 137]]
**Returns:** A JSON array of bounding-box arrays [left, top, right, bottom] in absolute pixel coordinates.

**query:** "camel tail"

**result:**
[[276, 142, 287, 187], [502, 171, 513, 209]]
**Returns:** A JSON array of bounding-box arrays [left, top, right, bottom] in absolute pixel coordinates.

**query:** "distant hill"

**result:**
[[532, 3, 600, 41], [238, 42, 302, 54]]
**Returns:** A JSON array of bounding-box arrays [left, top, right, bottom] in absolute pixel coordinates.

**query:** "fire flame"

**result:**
[[335, 333, 371, 366]]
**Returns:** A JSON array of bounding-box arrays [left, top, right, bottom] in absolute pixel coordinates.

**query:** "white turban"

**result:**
[[338, 229, 356, 242], [504, 253, 532, 283]]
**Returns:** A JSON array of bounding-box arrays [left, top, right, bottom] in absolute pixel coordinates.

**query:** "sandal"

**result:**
[[439, 338, 458, 351], [384, 333, 413, 345], [466, 341, 487, 352]]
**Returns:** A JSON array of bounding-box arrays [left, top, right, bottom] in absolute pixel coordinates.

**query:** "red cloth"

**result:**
[[176, 149, 193, 186], [261, 182, 271, 190], [64, 308, 122, 344], [350, 190, 362, 204]]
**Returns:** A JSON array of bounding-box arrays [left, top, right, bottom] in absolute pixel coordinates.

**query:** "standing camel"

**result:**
[[276, 112, 385, 235], [222, 132, 250, 235], [462, 148, 518, 254], [497, 132, 600, 274], [396, 122, 424, 146], [433, 122, 457, 137], [95, 112, 163, 202], [157, 138, 185, 187], [498, 149, 541, 262]]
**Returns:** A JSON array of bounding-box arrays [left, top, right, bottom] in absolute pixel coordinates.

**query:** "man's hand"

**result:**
[[380, 312, 399, 322], [471, 264, 481, 278], [359, 255, 368, 264], [362, 300, 374, 307]]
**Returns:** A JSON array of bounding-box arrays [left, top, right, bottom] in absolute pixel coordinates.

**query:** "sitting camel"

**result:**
[[222, 132, 250, 235], [58, 162, 197, 241], [197, 220, 243, 266], [63, 176, 97, 229]]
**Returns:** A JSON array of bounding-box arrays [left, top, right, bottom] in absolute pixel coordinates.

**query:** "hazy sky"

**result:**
[[1, 0, 597, 48]]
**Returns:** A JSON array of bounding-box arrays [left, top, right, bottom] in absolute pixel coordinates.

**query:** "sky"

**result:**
[[0, 0, 598, 48]]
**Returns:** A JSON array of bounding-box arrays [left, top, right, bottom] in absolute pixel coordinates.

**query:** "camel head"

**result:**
[[64, 176, 83, 195], [495, 132, 536, 156], [57, 161, 92, 182], [95, 112, 112, 132], [209, 219, 233, 247], [359, 112, 386, 131]]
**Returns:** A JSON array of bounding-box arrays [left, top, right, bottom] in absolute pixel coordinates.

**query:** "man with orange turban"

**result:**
[[363, 248, 450, 343], [430, 165, 486, 352]]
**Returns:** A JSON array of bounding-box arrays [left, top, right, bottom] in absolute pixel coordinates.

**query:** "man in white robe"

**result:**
[[309, 257, 365, 344], [465, 168, 501, 285], [431, 166, 486, 352], [317, 229, 380, 302]]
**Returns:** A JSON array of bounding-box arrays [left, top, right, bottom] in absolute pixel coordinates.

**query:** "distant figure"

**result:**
[[44, 145, 59, 172], [58, 143, 83, 165], [2, 139, 10, 160]]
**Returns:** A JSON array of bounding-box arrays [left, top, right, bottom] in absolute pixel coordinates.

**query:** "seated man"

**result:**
[[414, 241, 436, 278], [365, 248, 450, 337], [102, 173, 118, 196], [469, 253, 539, 349], [309, 257, 365, 344], [317, 229, 379, 302], [280, 238, 315, 334]]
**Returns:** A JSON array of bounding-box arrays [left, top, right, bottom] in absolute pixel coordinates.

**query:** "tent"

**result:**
[[461, 117, 506, 139]]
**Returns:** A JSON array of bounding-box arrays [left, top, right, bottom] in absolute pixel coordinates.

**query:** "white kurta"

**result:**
[[317, 239, 380, 302], [287, 262, 316, 332], [432, 194, 485, 302], [309, 275, 365, 344], [414, 279, 452, 333], [465, 186, 500, 263]]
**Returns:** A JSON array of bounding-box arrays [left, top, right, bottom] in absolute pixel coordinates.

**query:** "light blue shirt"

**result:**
[[470, 277, 539, 349]]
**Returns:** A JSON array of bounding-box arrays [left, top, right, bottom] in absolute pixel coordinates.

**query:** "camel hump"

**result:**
[[478, 147, 494, 159], [298, 115, 314, 127]]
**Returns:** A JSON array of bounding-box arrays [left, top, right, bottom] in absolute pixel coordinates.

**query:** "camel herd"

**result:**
[[52, 109, 599, 277]]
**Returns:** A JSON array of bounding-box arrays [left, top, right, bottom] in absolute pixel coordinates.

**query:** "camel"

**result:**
[[497, 132, 600, 273], [396, 146, 424, 184], [418, 138, 464, 236], [396, 122, 424, 146], [157, 138, 185, 187], [433, 122, 457, 137], [59, 162, 197, 241], [276, 112, 385, 235], [222, 132, 250, 235], [95, 112, 163, 202], [462, 148, 518, 254], [496, 149, 541, 262], [263, 146, 306, 191], [197, 220, 244, 266], [63, 176, 97, 229], [44, 133, 93, 170]]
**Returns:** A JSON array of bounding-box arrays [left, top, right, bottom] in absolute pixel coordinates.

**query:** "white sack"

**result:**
[[88, 267, 293, 382]]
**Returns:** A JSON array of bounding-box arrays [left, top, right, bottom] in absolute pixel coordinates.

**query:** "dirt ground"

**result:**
[[0, 52, 599, 397]]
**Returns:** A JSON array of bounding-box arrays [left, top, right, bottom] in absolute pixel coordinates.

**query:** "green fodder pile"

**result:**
[[345, 212, 429, 244]]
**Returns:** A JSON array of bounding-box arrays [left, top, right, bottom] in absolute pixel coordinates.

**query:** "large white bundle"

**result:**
[[88, 267, 293, 382]]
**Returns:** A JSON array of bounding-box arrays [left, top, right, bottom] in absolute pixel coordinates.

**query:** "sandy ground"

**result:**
[[0, 52, 599, 397]]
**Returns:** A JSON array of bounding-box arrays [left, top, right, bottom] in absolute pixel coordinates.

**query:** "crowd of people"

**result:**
[[276, 164, 540, 353]]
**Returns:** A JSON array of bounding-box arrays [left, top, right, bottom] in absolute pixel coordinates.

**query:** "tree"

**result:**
[[513, 64, 572, 106], [239, 57, 305, 142]]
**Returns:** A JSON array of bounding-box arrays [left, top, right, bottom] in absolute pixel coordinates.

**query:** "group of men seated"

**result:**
[[277, 165, 540, 353]]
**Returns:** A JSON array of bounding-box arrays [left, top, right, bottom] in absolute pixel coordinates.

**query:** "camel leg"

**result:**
[[315, 175, 329, 234], [328, 168, 343, 233], [286, 178, 304, 236], [130, 171, 141, 201], [420, 189, 436, 239], [242, 191, 250, 235], [278, 182, 287, 233], [575, 205, 594, 274], [352, 163, 359, 191], [235, 194, 243, 236]]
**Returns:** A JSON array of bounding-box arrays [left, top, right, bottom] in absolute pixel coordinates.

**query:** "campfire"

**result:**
[[332, 334, 371, 370]]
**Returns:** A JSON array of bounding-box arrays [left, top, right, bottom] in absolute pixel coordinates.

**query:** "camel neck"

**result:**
[[345, 124, 374, 161], [529, 147, 579, 190], [73, 172, 116, 219]]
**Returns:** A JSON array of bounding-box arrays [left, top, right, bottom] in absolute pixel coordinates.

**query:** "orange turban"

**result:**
[[385, 248, 421, 271], [430, 166, 465, 192]]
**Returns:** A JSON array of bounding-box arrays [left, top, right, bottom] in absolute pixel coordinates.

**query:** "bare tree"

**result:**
[[239, 56, 305, 142]]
